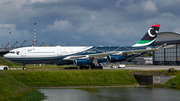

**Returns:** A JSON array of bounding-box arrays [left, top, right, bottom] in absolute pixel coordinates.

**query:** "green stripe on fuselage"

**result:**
[[137, 40, 152, 44]]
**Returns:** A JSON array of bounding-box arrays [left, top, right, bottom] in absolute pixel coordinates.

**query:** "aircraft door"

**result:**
[[57, 49, 62, 56], [21, 49, 26, 56]]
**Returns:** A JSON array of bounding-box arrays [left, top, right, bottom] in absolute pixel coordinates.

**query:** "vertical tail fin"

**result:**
[[132, 24, 160, 47]]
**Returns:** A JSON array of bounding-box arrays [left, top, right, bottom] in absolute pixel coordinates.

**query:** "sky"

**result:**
[[1, 0, 180, 46]]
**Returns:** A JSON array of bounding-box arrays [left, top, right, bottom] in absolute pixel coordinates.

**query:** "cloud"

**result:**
[[44, 20, 75, 32], [125, 0, 157, 15], [142, 0, 157, 13], [146, 12, 180, 31], [0, 24, 17, 37], [115, 0, 125, 8], [0, 23, 31, 44], [0, 24, 16, 29], [31, 0, 58, 3], [0, 0, 180, 46]]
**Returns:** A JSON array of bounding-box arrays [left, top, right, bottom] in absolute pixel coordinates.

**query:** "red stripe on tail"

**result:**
[[153, 24, 160, 28]]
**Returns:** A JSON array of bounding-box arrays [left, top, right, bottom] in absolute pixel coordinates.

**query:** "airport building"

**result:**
[[153, 32, 180, 65], [133, 57, 152, 65]]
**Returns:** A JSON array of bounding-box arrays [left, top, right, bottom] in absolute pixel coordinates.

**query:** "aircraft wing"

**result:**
[[64, 44, 174, 61], [122, 44, 174, 55], [63, 52, 115, 61]]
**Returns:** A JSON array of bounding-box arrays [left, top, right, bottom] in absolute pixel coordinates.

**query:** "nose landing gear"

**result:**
[[23, 64, 27, 70]]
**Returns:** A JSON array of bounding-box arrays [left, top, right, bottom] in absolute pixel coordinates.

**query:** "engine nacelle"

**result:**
[[97, 58, 108, 63], [107, 55, 126, 62], [74, 59, 92, 66]]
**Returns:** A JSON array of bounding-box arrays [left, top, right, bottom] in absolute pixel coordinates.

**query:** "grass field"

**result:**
[[10, 64, 79, 70], [164, 73, 180, 89], [0, 57, 21, 66], [4, 70, 138, 87], [0, 57, 79, 70], [0, 72, 44, 101], [1, 57, 180, 100], [1, 67, 180, 101], [1, 69, 138, 100]]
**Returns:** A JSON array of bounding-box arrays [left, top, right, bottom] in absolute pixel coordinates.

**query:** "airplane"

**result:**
[[4, 24, 172, 70]]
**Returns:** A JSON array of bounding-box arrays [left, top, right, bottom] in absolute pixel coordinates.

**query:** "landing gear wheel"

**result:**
[[22, 64, 27, 70], [90, 63, 96, 69], [23, 67, 27, 70], [95, 65, 99, 69], [79, 66, 90, 70], [98, 63, 103, 69], [99, 65, 103, 69], [4, 67, 8, 70], [79, 66, 82, 69], [84, 66, 89, 69]]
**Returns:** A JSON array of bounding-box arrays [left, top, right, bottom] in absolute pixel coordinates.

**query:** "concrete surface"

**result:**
[[103, 65, 180, 70], [8, 65, 180, 70]]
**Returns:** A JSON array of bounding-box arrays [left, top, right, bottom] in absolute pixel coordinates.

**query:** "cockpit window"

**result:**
[[9, 51, 15, 54]]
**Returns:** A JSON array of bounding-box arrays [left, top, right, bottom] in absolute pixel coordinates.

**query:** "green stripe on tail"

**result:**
[[137, 40, 153, 44]]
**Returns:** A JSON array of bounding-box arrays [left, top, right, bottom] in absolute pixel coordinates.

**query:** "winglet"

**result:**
[[156, 43, 167, 50], [157, 43, 175, 49]]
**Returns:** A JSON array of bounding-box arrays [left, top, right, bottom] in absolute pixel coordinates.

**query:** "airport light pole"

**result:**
[[9, 32, 11, 51], [34, 23, 37, 46]]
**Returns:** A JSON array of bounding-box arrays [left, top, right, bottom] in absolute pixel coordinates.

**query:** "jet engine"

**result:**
[[107, 55, 126, 62], [97, 58, 108, 63], [74, 59, 92, 66]]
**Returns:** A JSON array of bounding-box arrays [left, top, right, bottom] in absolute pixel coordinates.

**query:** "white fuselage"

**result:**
[[4, 46, 93, 58]]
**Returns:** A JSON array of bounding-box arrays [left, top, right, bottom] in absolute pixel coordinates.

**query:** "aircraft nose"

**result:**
[[4, 53, 10, 59], [4, 54, 8, 59]]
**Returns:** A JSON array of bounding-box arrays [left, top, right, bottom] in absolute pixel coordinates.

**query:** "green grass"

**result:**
[[1, 69, 138, 100], [0, 58, 21, 66], [25, 64, 78, 69], [130, 69, 179, 76], [0, 72, 44, 101], [2, 68, 180, 101], [164, 73, 180, 89], [24, 90, 46, 101], [0, 72, 30, 101], [152, 73, 180, 89], [0, 58, 78, 70], [0, 57, 78, 69], [5, 70, 138, 87], [10, 64, 78, 70]]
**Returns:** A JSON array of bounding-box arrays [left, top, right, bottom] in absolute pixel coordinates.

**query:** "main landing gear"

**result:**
[[90, 63, 103, 69], [79, 66, 90, 69], [79, 63, 103, 70], [23, 64, 27, 70]]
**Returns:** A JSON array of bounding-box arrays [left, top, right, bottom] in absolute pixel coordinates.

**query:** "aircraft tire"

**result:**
[[90, 63, 96, 69], [79, 66, 84, 69], [99, 65, 103, 69], [99, 63, 103, 69], [23, 67, 27, 70], [4, 67, 8, 70], [95, 65, 99, 69], [85, 66, 89, 69]]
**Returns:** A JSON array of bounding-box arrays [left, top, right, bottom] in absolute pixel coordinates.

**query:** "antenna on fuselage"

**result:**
[[58, 42, 60, 46]]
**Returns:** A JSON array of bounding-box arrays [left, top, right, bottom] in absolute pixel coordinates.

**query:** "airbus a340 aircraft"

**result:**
[[4, 24, 172, 70]]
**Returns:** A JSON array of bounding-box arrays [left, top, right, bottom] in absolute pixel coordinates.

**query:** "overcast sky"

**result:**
[[1, 0, 180, 46]]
